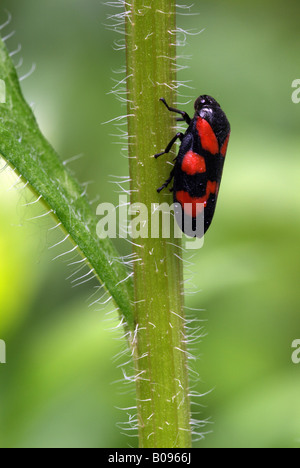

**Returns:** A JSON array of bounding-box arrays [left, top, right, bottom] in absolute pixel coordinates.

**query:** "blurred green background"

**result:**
[[0, 0, 299, 448]]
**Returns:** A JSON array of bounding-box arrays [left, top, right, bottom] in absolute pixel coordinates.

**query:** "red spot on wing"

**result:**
[[220, 133, 230, 157], [196, 118, 219, 155], [176, 182, 218, 218], [176, 191, 204, 217], [207, 180, 217, 195], [181, 150, 206, 175]]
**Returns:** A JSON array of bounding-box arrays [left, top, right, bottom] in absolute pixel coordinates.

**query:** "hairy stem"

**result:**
[[125, 0, 191, 448]]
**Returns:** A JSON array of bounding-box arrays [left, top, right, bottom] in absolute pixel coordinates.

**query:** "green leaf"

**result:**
[[0, 37, 134, 331]]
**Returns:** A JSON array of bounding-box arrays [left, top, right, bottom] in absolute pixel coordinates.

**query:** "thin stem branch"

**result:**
[[125, 0, 191, 448]]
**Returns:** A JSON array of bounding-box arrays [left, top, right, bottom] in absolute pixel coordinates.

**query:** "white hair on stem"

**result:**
[[101, 0, 213, 443]]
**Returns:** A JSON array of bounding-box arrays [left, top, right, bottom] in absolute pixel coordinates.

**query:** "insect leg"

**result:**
[[157, 167, 175, 193], [159, 98, 191, 125], [154, 132, 184, 159]]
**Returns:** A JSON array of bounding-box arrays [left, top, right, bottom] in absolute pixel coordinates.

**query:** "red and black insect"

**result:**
[[155, 95, 230, 238]]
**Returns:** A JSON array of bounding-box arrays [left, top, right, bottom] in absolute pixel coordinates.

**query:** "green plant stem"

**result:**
[[125, 0, 191, 448]]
